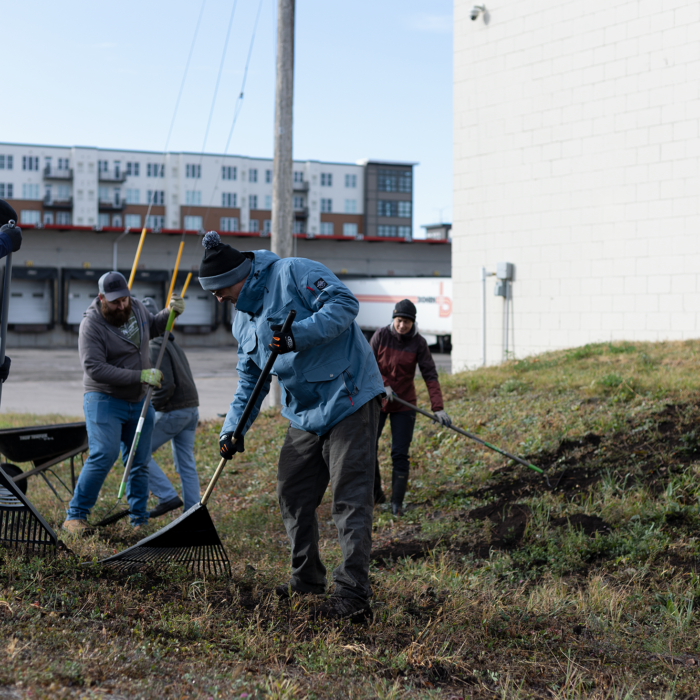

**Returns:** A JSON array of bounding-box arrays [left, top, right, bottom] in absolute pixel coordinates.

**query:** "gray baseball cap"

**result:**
[[98, 271, 130, 302]]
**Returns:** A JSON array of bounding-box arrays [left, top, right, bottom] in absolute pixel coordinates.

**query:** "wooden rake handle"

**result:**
[[200, 308, 296, 506]]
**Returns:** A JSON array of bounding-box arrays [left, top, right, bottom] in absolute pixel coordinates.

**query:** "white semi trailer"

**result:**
[[344, 277, 452, 353]]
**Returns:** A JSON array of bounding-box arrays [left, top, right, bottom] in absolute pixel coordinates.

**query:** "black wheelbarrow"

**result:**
[[0, 422, 88, 501]]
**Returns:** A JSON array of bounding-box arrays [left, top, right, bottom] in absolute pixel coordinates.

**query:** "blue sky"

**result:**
[[4, 0, 453, 237]]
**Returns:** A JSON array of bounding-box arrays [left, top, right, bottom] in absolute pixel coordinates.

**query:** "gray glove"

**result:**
[[383, 385, 394, 401], [434, 410, 451, 426]]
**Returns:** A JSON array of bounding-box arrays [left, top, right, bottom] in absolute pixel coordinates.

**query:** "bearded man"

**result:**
[[63, 271, 184, 534]]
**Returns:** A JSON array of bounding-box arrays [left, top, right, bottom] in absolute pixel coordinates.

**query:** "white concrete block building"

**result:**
[[452, 0, 700, 370]]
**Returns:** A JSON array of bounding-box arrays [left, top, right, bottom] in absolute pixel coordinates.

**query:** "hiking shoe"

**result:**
[[275, 583, 323, 600], [310, 596, 371, 623], [374, 489, 387, 505], [61, 519, 94, 537], [149, 496, 183, 519]]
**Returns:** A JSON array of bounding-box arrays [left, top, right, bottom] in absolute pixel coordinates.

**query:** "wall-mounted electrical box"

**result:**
[[496, 262, 515, 280], [494, 280, 507, 297]]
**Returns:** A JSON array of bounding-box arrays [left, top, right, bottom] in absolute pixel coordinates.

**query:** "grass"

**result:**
[[3, 339, 700, 697]]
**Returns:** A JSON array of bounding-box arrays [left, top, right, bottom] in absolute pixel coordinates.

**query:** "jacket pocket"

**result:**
[[302, 357, 350, 383]]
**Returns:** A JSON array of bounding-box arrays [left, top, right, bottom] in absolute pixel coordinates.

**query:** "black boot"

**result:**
[[391, 470, 408, 516]]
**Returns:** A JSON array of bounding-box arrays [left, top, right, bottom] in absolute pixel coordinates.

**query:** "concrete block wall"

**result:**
[[453, 0, 700, 370]]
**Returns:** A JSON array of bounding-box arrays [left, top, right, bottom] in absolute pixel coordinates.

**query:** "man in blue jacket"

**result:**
[[199, 231, 384, 622]]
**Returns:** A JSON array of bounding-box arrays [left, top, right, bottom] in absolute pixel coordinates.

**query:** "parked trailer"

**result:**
[[344, 277, 452, 352]]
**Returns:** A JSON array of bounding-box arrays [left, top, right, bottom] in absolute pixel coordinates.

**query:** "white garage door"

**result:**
[[8, 279, 53, 325], [66, 280, 100, 326], [178, 287, 216, 327]]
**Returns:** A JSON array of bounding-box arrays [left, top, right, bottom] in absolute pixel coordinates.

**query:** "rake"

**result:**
[[391, 395, 551, 488], [95, 309, 296, 575]]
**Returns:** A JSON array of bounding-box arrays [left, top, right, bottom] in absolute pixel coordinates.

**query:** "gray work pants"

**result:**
[[276, 397, 380, 601]]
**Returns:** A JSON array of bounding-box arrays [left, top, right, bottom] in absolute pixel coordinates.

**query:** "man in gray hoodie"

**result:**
[[63, 271, 184, 534]]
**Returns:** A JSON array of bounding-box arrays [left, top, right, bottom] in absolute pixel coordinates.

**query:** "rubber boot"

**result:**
[[391, 470, 408, 516]]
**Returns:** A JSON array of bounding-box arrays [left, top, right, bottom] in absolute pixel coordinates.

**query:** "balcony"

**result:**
[[43, 196, 73, 210], [98, 199, 127, 212], [98, 170, 128, 183], [294, 207, 309, 218], [43, 166, 73, 181], [293, 180, 309, 192]]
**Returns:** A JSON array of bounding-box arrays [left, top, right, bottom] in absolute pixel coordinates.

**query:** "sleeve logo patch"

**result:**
[[314, 278, 328, 290]]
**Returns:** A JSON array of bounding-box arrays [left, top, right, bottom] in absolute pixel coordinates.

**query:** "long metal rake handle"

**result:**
[[0, 243, 13, 408], [391, 395, 547, 479], [201, 308, 296, 506]]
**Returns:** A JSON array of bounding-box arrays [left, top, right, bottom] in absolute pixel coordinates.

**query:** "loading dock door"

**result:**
[[66, 280, 101, 326], [173, 272, 217, 331], [8, 279, 52, 324], [128, 281, 165, 309]]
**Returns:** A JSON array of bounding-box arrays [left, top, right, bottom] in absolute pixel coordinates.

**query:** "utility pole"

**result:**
[[270, 0, 295, 407]]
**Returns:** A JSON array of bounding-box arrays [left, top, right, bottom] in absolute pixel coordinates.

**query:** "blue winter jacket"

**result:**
[[221, 250, 384, 438]]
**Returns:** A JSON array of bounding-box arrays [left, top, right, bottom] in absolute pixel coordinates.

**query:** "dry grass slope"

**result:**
[[2, 339, 700, 697]]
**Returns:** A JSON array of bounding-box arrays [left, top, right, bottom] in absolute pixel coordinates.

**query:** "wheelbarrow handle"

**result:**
[[201, 308, 296, 506]]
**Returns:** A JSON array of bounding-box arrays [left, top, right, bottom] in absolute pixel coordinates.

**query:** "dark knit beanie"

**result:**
[[392, 299, 416, 321], [198, 231, 252, 291], [0, 199, 18, 227]]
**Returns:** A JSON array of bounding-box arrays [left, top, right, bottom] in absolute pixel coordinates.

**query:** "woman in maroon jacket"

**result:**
[[370, 299, 451, 514]]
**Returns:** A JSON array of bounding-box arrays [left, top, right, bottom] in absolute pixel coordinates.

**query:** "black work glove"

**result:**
[[219, 432, 244, 460], [269, 323, 296, 354], [0, 356, 10, 383], [0, 223, 22, 253]]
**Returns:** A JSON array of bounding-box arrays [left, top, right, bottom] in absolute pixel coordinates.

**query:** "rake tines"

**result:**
[[98, 503, 231, 576], [0, 465, 59, 555]]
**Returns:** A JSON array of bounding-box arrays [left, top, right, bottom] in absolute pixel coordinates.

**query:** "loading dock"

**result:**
[[173, 270, 219, 333], [2, 267, 58, 332]]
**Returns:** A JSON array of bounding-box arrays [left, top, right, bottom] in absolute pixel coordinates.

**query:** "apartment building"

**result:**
[[0, 143, 414, 240]]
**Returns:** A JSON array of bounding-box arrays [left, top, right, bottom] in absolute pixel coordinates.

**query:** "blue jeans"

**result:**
[[67, 392, 155, 525], [148, 407, 200, 511]]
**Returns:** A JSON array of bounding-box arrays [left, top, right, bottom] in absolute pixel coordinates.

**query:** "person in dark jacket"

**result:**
[[141, 297, 200, 516], [0, 200, 24, 384], [64, 272, 184, 534], [370, 299, 451, 515]]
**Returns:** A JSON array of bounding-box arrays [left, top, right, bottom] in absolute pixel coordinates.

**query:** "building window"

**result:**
[[147, 163, 164, 178], [293, 171, 304, 183], [184, 215, 203, 230], [320, 198, 332, 213], [0, 155, 13, 170], [185, 190, 201, 206], [0, 184, 13, 198], [22, 184, 40, 200], [377, 200, 398, 217], [264, 195, 272, 210], [126, 188, 140, 204], [398, 201, 411, 218], [263, 219, 271, 233], [249, 169, 258, 183], [320, 173, 332, 187], [22, 156, 39, 171], [112, 215, 122, 227], [57, 185, 70, 200], [265, 169, 272, 184], [343, 223, 358, 237], [222, 192, 237, 208], [56, 211, 71, 226], [220, 217, 239, 232], [58, 158, 70, 171], [293, 220, 305, 234], [43, 212, 54, 225], [185, 164, 201, 179], [125, 214, 141, 229], [114, 161, 121, 177], [249, 219, 260, 232], [20, 210, 40, 224], [126, 161, 140, 176], [114, 188, 122, 205], [344, 199, 356, 214], [398, 226, 412, 238], [98, 213, 110, 228], [293, 196, 305, 210], [378, 225, 398, 237], [378, 170, 398, 192], [147, 190, 164, 205], [320, 222, 334, 236], [398, 171, 412, 193], [98, 187, 109, 202], [146, 215, 165, 230], [249, 195, 258, 209], [222, 165, 237, 180], [98, 160, 109, 173], [345, 174, 357, 188]]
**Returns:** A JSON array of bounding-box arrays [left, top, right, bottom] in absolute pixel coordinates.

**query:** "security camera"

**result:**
[[471, 4, 485, 20]]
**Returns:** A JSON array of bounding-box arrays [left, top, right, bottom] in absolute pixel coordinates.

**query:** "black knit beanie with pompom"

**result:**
[[198, 231, 252, 291]]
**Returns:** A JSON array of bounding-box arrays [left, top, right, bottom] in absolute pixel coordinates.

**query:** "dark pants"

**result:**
[[276, 397, 380, 602], [374, 409, 416, 501]]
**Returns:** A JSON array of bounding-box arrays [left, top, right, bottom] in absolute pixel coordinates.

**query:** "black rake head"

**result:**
[[0, 465, 59, 554], [98, 503, 231, 577]]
